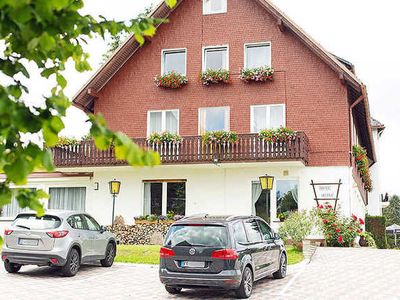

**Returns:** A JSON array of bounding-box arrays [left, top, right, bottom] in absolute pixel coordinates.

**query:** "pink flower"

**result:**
[[359, 218, 365, 225], [338, 236, 344, 244]]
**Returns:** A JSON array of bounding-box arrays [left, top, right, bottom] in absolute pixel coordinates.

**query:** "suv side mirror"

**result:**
[[274, 232, 281, 240], [100, 225, 107, 233]]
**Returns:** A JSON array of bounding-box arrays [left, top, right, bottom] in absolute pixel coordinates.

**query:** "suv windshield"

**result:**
[[12, 214, 62, 230], [165, 225, 228, 248]]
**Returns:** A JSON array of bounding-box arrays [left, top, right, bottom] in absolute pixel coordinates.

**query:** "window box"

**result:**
[[239, 66, 274, 83], [154, 71, 188, 89], [202, 130, 238, 145], [353, 145, 373, 191], [147, 132, 182, 145], [259, 127, 296, 143], [200, 69, 231, 85]]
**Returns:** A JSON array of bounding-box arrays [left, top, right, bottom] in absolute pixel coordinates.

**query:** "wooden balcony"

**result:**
[[352, 162, 368, 205], [52, 132, 310, 167]]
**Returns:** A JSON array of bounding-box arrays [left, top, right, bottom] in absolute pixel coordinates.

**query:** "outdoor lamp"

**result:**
[[109, 179, 121, 195], [259, 174, 274, 191], [108, 179, 121, 228]]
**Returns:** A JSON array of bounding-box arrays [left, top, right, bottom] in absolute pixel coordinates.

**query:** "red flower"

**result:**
[[359, 218, 365, 225], [333, 223, 337, 227], [336, 228, 341, 233], [323, 219, 328, 224], [327, 205, 333, 209], [352, 214, 358, 221], [349, 227, 353, 231], [338, 236, 343, 244], [357, 229, 363, 234], [318, 204, 324, 209]]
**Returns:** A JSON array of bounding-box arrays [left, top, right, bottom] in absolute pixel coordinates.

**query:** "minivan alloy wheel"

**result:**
[[280, 255, 287, 277], [243, 268, 253, 296], [70, 251, 80, 273]]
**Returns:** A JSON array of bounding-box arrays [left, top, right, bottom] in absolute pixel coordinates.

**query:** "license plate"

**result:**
[[19, 239, 39, 246], [181, 261, 205, 268]]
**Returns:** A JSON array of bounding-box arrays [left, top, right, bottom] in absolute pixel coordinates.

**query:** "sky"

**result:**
[[52, 0, 399, 195]]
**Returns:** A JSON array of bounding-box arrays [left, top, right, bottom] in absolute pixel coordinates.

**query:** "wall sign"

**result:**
[[310, 179, 342, 210]]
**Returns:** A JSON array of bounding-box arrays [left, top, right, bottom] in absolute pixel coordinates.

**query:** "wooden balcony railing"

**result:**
[[352, 161, 368, 205], [52, 132, 310, 167]]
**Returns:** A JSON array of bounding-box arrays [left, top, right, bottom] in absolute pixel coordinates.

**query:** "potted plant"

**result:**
[[352, 145, 373, 191], [202, 130, 238, 145], [154, 71, 188, 89], [200, 69, 230, 85], [239, 66, 274, 83], [259, 127, 296, 143], [147, 132, 182, 145]]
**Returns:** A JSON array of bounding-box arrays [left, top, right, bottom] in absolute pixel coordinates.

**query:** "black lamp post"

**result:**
[[109, 179, 121, 228], [259, 174, 274, 223]]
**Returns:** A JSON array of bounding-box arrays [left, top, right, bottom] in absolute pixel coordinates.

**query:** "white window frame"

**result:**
[[202, 45, 229, 72], [244, 42, 272, 69], [198, 106, 230, 135], [147, 109, 180, 136], [250, 104, 285, 133], [161, 48, 187, 75], [203, 0, 227, 15]]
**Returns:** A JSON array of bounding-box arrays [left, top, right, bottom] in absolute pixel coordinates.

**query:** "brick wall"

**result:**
[[94, 0, 350, 167]]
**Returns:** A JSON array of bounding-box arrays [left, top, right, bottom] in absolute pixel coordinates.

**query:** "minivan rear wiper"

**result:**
[[16, 224, 31, 230]]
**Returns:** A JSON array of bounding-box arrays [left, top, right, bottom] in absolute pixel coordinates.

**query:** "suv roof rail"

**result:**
[[226, 215, 248, 221], [181, 213, 209, 220]]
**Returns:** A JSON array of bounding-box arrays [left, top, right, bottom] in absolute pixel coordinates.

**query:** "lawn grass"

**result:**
[[115, 244, 304, 265], [286, 245, 304, 265]]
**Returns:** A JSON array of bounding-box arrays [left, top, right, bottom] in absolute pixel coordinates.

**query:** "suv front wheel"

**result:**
[[273, 253, 287, 279], [100, 243, 116, 267]]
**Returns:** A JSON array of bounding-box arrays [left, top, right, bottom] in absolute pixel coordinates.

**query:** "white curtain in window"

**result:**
[[252, 106, 267, 133], [143, 183, 151, 215], [270, 105, 284, 128], [205, 48, 227, 70], [251, 182, 262, 215], [48, 187, 86, 211], [149, 112, 162, 133], [164, 50, 186, 74], [0, 189, 34, 218], [199, 107, 227, 134], [246, 44, 271, 69], [166, 111, 178, 133], [291, 185, 298, 204]]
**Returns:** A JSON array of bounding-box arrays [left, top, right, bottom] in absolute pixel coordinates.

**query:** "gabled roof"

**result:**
[[72, 0, 375, 161]]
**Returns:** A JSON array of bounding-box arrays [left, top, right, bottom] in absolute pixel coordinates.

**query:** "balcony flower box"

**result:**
[[200, 69, 231, 86], [147, 132, 182, 145], [353, 145, 373, 191], [239, 66, 274, 83], [154, 71, 188, 89], [202, 130, 238, 145], [259, 127, 296, 143]]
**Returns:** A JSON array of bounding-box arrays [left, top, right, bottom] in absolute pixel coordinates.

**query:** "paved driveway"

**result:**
[[1, 248, 400, 299]]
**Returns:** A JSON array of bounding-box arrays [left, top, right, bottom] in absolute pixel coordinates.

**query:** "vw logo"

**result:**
[[189, 248, 196, 255]]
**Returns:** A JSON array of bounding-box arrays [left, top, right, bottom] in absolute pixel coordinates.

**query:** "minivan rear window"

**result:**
[[12, 214, 62, 230], [165, 225, 228, 248]]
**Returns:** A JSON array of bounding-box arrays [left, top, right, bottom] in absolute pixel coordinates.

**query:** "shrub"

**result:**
[[147, 132, 182, 145], [353, 145, 373, 191], [383, 195, 400, 226], [239, 66, 274, 82], [278, 210, 314, 249], [259, 127, 296, 143], [365, 216, 387, 249], [316, 205, 363, 247], [200, 69, 230, 85], [202, 130, 238, 144], [154, 71, 188, 88]]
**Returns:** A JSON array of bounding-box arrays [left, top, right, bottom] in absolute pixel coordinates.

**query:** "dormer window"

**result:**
[[161, 48, 187, 75], [203, 46, 229, 71], [203, 0, 227, 15], [244, 42, 271, 69]]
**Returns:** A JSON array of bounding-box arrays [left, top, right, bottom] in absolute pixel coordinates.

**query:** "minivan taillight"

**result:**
[[160, 247, 175, 258], [46, 231, 69, 238], [4, 229, 13, 236], [211, 249, 239, 260]]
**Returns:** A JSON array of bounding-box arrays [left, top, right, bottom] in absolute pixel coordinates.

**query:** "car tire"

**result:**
[[61, 248, 80, 277], [4, 261, 21, 273], [273, 253, 287, 279], [100, 243, 116, 267], [235, 266, 253, 299], [165, 286, 182, 294]]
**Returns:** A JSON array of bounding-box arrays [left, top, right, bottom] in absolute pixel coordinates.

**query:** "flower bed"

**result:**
[[259, 127, 296, 142], [200, 69, 230, 85], [239, 66, 274, 83], [154, 71, 188, 89], [147, 132, 182, 145], [316, 204, 364, 247], [353, 145, 373, 191], [202, 130, 238, 144]]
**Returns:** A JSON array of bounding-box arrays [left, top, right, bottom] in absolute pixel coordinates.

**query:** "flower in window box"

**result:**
[[202, 130, 238, 145], [239, 66, 274, 83], [259, 127, 296, 143], [352, 145, 373, 191], [200, 69, 231, 86], [147, 132, 182, 145], [154, 71, 188, 89]]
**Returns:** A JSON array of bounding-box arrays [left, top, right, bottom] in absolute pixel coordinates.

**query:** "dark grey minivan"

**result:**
[[159, 215, 287, 298]]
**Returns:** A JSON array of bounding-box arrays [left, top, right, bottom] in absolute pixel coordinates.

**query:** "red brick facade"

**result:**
[[94, 0, 350, 167]]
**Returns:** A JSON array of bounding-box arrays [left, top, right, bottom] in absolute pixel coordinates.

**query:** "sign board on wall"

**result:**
[[310, 180, 342, 210]]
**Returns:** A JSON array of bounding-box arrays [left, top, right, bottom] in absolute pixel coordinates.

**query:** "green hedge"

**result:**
[[365, 216, 387, 249]]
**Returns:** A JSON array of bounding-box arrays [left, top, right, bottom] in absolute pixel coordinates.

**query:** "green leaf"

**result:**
[[0, 184, 12, 207], [142, 25, 156, 37], [39, 32, 56, 52], [41, 150, 55, 171], [42, 124, 59, 147], [4, 157, 32, 185], [51, 0, 69, 10], [27, 37, 40, 51], [49, 116, 65, 132], [56, 73, 67, 89]]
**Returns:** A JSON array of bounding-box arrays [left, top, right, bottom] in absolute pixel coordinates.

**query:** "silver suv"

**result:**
[[1, 210, 117, 277]]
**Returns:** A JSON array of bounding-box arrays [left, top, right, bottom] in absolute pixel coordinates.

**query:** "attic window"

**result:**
[[245, 43, 271, 69], [162, 49, 187, 75], [203, 0, 227, 15]]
